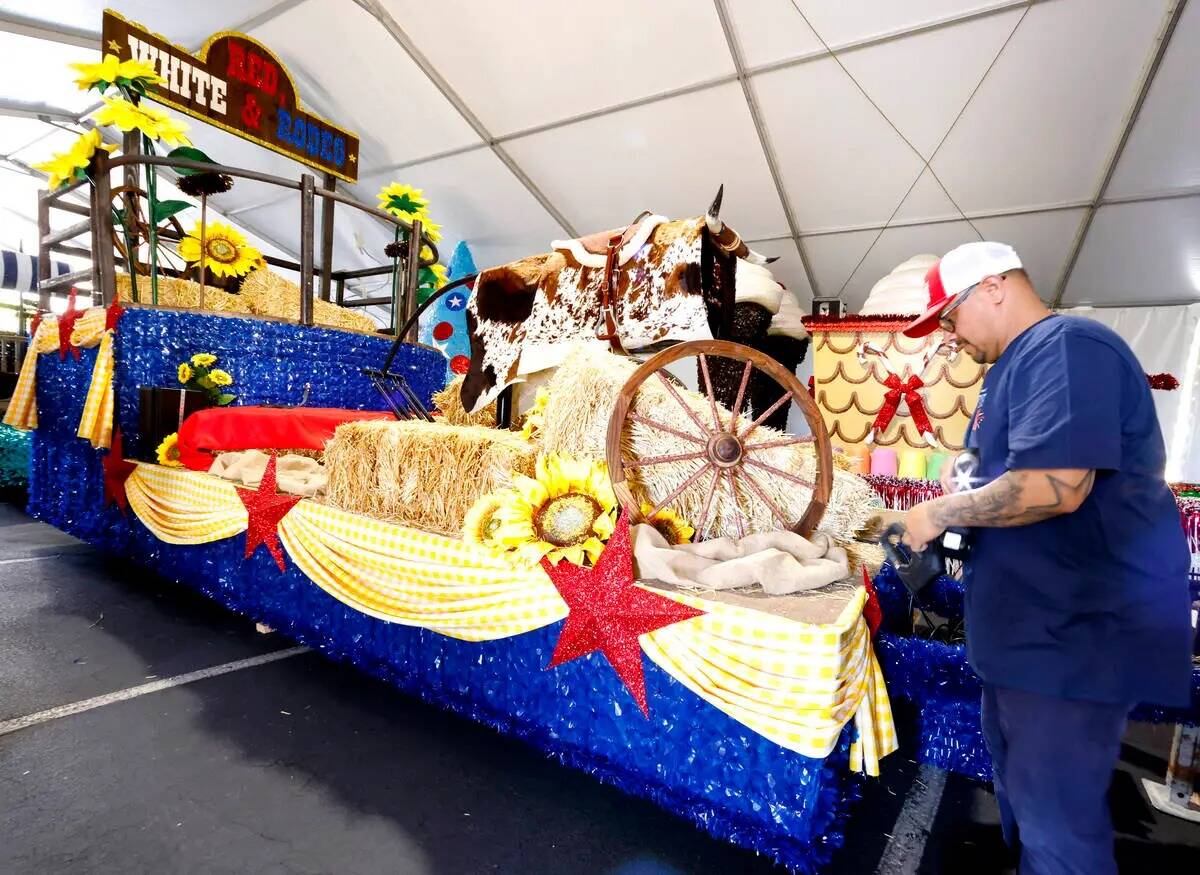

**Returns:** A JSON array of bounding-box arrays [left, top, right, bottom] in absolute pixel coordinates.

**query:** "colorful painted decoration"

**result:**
[[419, 241, 476, 382]]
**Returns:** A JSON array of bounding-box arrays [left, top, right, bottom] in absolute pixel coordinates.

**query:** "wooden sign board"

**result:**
[[101, 9, 360, 183]]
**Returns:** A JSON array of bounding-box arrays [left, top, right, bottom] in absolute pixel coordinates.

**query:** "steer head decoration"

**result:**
[[461, 186, 775, 413]]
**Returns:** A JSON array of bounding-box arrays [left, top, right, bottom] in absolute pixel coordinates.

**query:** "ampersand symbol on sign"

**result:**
[[242, 93, 263, 130]]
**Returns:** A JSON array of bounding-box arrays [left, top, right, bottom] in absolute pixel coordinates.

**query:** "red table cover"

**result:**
[[176, 406, 394, 471]]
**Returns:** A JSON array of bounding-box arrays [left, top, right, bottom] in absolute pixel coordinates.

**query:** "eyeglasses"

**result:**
[[938, 274, 1005, 332]]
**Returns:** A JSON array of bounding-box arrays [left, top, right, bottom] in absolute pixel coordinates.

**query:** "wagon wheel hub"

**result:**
[[708, 432, 743, 468]]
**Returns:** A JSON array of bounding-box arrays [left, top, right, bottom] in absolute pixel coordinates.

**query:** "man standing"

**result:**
[[901, 242, 1193, 875]]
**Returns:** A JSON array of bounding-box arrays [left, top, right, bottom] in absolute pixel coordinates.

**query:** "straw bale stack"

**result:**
[[433, 375, 497, 427], [538, 345, 879, 544], [323, 420, 536, 535], [115, 270, 377, 333]]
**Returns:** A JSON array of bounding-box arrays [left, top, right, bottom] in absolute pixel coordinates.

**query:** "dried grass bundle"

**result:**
[[323, 420, 536, 535], [239, 270, 376, 333], [116, 273, 253, 314], [539, 346, 879, 544], [433, 375, 498, 427]]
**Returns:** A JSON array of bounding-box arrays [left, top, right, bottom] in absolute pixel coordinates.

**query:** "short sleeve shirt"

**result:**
[[963, 315, 1193, 706]]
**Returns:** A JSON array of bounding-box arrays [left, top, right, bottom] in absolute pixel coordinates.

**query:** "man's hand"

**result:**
[[903, 500, 947, 553]]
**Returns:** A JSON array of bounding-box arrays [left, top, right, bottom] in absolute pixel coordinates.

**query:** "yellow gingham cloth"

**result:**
[[77, 330, 116, 449], [3, 319, 59, 430], [124, 463, 896, 771], [4, 308, 111, 435]]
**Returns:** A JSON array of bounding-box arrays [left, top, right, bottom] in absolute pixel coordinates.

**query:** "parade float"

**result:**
[[5, 11, 910, 873]]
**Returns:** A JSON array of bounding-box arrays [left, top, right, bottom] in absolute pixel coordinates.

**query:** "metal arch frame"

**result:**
[[1051, 0, 1191, 308], [6, 0, 1199, 311]]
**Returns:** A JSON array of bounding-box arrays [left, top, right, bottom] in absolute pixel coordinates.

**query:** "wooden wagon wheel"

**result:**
[[606, 339, 833, 540]]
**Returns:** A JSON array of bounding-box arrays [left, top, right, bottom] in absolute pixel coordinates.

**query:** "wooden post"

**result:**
[[92, 150, 116, 306], [36, 191, 51, 313], [299, 174, 315, 327], [122, 131, 141, 282], [319, 172, 336, 302]]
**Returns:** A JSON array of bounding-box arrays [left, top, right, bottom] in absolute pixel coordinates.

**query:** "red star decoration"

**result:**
[[105, 300, 125, 332], [236, 454, 302, 573], [542, 514, 705, 717], [102, 428, 138, 512], [861, 564, 882, 637], [57, 288, 82, 361], [29, 309, 44, 338]]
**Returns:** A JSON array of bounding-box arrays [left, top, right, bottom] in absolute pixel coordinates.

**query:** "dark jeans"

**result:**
[[981, 683, 1129, 875]]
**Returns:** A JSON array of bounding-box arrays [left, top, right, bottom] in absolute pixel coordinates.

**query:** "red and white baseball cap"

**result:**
[[903, 241, 1023, 337]]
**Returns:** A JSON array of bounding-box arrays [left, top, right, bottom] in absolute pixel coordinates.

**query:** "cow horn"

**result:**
[[706, 185, 726, 236], [745, 248, 774, 267]]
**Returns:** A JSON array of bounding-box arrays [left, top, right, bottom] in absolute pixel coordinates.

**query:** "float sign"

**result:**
[[101, 9, 360, 182]]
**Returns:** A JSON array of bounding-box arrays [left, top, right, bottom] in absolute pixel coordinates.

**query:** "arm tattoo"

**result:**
[[928, 470, 1096, 529]]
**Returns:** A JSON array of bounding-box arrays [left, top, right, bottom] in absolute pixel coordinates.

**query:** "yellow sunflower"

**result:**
[[639, 503, 695, 545], [71, 53, 164, 92], [208, 369, 233, 387], [177, 222, 263, 278], [190, 353, 217, 367], [425, 263, 449, 289], [32, 129, 116, 190], [420, 217, 443, 243], [156, 432, 183, 467], [376, 182, 429, 222], [462, 493, 507, 551], [518, 387, 550, 442], [91, 96, 191, 147], [177, 363, 193, 384], [493, 454, 617, 567]]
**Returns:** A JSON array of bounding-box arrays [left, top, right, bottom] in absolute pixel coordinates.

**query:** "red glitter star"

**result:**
[[57, 288, 82, 361], [29, 309, 44, 338], [237, 454, 301, 573], [542, 514, 705, 716], [102, 428, 137, 512], [861, 564, 882, 637]]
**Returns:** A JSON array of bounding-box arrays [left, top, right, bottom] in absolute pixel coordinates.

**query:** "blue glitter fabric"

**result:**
[[0, 423, 31, 488], [872, 563, 1200, 782], [27, 314, 861, 875], [113, 308, 447, 459]]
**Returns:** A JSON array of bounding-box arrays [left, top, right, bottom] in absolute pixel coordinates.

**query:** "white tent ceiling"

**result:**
[[0, 0, 1198, 312]]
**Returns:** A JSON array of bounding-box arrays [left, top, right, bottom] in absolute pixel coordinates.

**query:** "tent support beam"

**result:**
[[1052, 0, 1190, 309], [712, 0, 819, 296]]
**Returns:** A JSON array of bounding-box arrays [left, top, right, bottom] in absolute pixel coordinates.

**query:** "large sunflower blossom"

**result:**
[[92, 96, 191, 147], [639, 503, 695, 545], [376, 182, 429, 223], [32, 129, 116, 189], [71, 53, 164, 93], [177, 221, 263, 278], [493, 454, 617, 567]]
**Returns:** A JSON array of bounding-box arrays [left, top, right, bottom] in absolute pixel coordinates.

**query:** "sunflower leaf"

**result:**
[[168, 146, 217, 176], [151, 199, 190, 223], [217, 393, 236, 406]]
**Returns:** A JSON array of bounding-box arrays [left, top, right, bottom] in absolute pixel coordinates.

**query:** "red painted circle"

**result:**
[[433, 321, 454, 341], [450, 354, 470, 375]]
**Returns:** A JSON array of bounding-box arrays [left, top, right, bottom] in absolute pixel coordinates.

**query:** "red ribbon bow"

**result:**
[[872, 373, 934, 438]]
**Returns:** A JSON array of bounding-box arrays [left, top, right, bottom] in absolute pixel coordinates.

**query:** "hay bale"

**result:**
[[116, 273, 254, 314], [433, 375, 498, 427], [240, 270, 377, 333], [323, 420, 536, 535], [539, 345, 878, 544]]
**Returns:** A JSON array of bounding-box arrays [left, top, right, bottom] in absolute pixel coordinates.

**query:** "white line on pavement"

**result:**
[[874, 763, 949, 875]]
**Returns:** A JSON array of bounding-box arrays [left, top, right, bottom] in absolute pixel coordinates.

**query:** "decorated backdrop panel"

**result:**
[[808, 321, 985, 454]]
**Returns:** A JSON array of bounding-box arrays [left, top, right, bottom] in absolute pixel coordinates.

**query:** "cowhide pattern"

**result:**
[[462, 217, 735, 413]]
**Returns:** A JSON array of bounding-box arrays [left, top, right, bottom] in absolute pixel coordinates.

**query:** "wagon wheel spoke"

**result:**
[[624, 450, 708, 469], [656, 370, 710, 436], [744, 436, 814, 452], [698, 353, 722, 430], [737, 466, 791, 529], [744, 457, 815, 491], [729, 360, 753, 433], [628, 413, 705, 445], [648, 462, 714, 521], [738, 390, 793, 440], [693, 466, 722, 542], [723, 469, 746, 539]]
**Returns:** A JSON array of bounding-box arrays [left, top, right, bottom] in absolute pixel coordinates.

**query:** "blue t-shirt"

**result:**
[[963, 315, 1193, 706]]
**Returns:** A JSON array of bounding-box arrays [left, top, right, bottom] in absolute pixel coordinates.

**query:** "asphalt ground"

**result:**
[[1, 501, 1196, 874]]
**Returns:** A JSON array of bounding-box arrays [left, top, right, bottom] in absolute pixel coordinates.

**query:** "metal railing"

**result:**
[[33, 151, 440, 348]]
